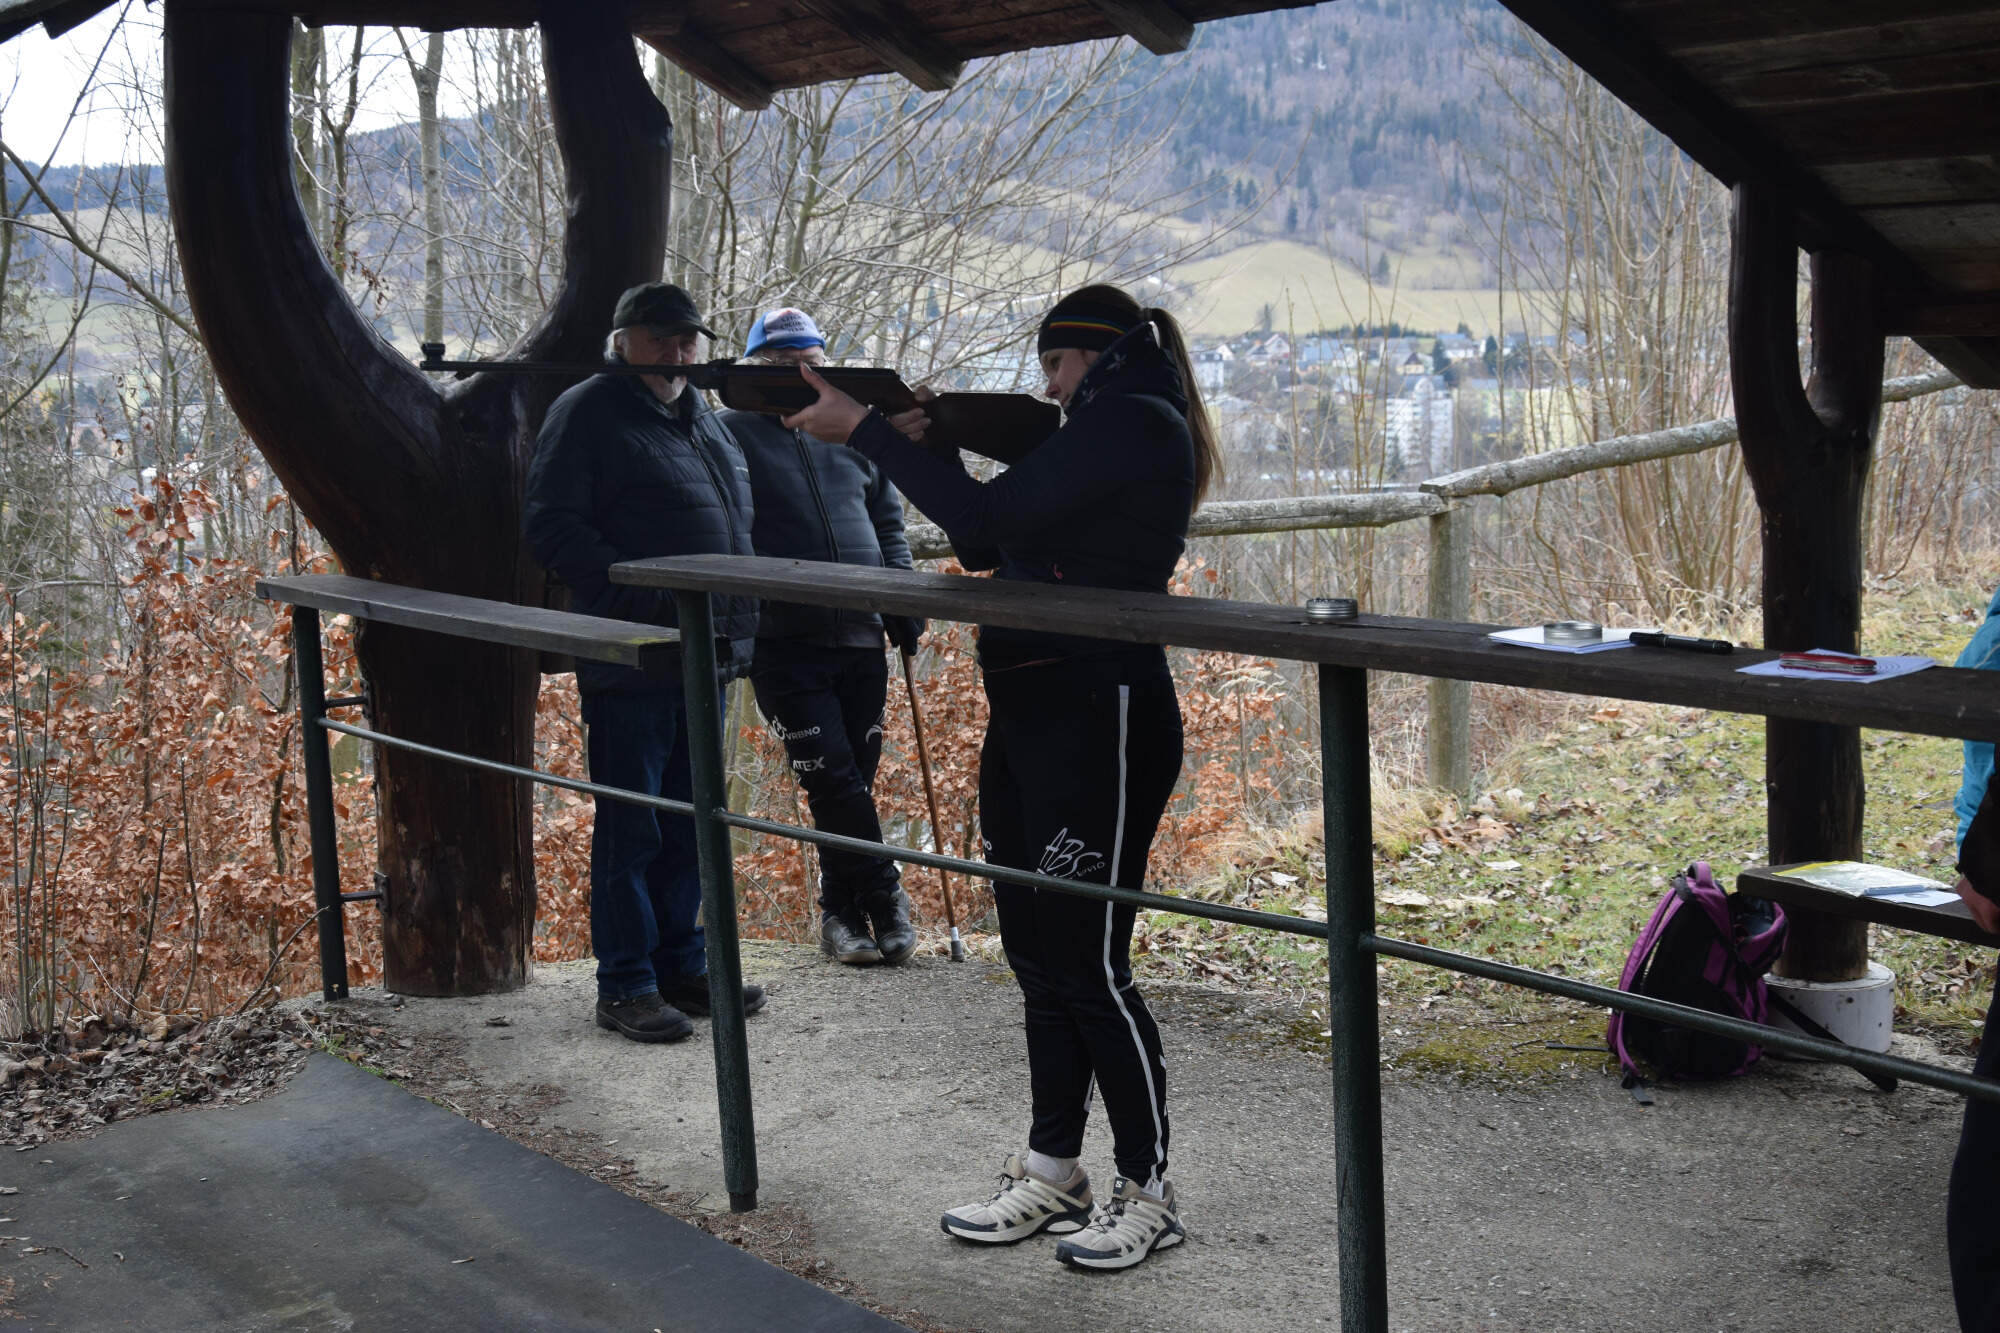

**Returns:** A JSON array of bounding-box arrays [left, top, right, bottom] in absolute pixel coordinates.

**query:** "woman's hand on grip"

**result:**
[[781, 364, 871, 443]]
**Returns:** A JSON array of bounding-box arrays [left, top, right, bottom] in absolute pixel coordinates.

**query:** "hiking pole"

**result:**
[[900, 646, 964, 961]]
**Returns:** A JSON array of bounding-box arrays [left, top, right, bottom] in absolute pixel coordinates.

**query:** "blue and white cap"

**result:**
[[744, 307, 825, 355]]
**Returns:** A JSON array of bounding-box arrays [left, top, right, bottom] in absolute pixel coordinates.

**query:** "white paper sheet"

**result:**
[[1737, 651, 1936, 683], [1488, 625, 1636, 655]]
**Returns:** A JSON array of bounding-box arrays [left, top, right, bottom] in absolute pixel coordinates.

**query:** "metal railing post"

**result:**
[[675, 590, 760, 1213], [1321, 662, 1386, 1331], [1426, 503, 1472, 795], [291, 605, 349, 1001]]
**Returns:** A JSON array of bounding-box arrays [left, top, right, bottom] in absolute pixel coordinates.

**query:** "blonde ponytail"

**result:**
[[1147, 307, 1223, 509]]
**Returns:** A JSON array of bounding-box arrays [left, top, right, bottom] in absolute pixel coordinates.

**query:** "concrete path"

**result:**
[[1, 1051, 903, 1331], [355, 941, 1969, 1333]]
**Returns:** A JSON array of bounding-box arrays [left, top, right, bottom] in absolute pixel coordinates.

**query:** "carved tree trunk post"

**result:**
[[1729, 182, 1885, 982], [164, 3, 672, 995]]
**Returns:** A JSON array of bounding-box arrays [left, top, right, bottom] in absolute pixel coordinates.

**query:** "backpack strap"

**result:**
[[1608, 875, 1692, 1081], [1766, 991, 1897, 1094]]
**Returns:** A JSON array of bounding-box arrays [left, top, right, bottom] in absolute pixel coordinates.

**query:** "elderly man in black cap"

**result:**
[[525, 281, 767, 1043]]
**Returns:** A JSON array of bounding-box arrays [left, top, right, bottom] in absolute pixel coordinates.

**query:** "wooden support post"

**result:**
[[164, 5, 675, 994], [1426, 504, 1472, 795], [1729, 183, 1884, 982]]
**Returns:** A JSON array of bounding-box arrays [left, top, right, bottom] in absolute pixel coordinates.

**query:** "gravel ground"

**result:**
[[2, 941, 1976, 1332]]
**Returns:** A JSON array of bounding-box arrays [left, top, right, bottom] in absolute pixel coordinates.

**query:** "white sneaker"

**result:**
[[940, 1153, 1094, 1244], [1054, 1176, 1185, 1271]]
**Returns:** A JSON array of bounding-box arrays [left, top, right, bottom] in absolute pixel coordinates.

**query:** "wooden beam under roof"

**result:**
[[794, 0, 962, 94], [1494, 0, 1917, 279], [36, 0, 111, 38], [1498, 0, 2000, 386], [0, 0, 108, 43], [1087, 0, 1194, 55], [639, 27, 774, 112], [1884, 290, 2000, 338], [1914, 335, 2000, 388]]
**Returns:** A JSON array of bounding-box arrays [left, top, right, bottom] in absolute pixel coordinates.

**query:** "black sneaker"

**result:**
[[660, 973, 768, 1019], [865, 887, 917, 965], [821, 906, 882, 965], [594, 992, 694, 1044]]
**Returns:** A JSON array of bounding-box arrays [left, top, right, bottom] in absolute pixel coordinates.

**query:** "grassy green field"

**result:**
[[1131, 570, 2000, 1080], [1166, 237, 1525, 339]]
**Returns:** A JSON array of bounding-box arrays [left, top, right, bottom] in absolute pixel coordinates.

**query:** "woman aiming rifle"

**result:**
[[781, 284, 1221, 1272]]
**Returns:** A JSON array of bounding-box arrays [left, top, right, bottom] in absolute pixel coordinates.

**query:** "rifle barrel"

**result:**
[[416, 349, 1058, 463]]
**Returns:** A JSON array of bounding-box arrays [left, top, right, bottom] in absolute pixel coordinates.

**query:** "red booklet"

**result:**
[[1778, 651, 1877, 676]]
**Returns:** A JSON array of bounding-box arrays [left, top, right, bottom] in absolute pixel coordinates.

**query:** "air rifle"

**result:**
[[417, 343, 1055, 465]]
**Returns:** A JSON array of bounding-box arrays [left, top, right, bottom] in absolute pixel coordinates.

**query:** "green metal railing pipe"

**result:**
[[1366, 933, 2000, 1103], [1322, 663, 1387, 1330], [309, 714, 2000, 1103], [676, 590, 761, 1213], [292, 607, 350, 1002]]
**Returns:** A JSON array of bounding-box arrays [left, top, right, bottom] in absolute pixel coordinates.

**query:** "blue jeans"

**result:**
[[581, 687, 716, 1000], [1958, 583, 2000, 848]]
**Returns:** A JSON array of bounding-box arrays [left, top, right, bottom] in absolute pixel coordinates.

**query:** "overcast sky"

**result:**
[[0, 3, 478, 168]]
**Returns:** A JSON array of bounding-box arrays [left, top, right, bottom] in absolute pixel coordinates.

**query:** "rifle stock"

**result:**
[[417, 345, 1057, 464]]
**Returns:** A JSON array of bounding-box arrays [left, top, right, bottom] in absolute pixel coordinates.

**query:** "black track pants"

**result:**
[[750, 641, 900, 913], [1950, 974, 2000, 1330], [982, 649, 1183, 1185]]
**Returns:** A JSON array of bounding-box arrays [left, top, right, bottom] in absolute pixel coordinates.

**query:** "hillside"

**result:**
[[1166, 237, 1516, 336], [0, 0, 1569, 358]]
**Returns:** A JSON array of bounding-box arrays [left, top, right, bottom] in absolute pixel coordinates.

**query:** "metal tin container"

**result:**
[[1306, 597, 1359, 624], [1542, 620, 1603, 644]]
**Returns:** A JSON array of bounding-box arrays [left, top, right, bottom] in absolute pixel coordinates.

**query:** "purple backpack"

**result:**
[[1608, 862, 1788, 1084]]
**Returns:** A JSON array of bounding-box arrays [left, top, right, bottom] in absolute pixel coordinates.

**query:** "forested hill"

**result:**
[[1151, 0, 1518, 237], [5, 0, 1532, 295]]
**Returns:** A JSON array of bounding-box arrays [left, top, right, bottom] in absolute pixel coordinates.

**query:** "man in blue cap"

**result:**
[[722, 306, 924, 966], [524, 281, 768, 1042]]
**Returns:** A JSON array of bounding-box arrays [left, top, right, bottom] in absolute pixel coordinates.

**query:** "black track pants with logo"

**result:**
[[750, 641, 900, 913], [982, 648, 1183, 1185]]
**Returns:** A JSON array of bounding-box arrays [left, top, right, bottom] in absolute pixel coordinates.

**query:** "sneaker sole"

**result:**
[[594, 1012, 694, 1043], [940, 1208, 1091, 1244], [1055, 1225, 1184, 1271]]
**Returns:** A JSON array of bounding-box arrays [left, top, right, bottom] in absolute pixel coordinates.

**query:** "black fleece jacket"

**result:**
[[845, 324, 1195, 667], [523, 371, 758, 691], [720, 409, 915, 649]]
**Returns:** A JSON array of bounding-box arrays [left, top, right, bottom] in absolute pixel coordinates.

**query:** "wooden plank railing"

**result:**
[[902, 369, 1966, 792]]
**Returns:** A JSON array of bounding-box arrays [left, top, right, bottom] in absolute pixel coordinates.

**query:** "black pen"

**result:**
[[1628, 629, 1735, 655]]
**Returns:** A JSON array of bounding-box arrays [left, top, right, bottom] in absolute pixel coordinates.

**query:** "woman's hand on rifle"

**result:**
[[783, 364, 932, 444]]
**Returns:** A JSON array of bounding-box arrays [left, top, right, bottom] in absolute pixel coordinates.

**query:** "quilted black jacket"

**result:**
[[524, 372, 758, 691], [845, 324, 1195, 667], [721, 409, 914, 649]]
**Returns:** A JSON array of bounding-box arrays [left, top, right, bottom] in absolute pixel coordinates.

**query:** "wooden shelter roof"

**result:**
[[4, 0, 1999, 382], [1498, 0, 2000, 386]]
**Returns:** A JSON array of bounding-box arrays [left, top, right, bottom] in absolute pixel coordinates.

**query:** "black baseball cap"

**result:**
[[611, 282, 717, 339]]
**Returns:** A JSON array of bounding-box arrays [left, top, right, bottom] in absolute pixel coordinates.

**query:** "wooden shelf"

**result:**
[[614, 555, 2000, 744]]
